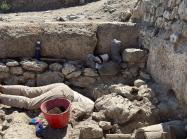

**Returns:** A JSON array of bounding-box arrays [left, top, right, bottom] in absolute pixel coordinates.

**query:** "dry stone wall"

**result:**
[[0, 47, 149, 89], [131, 0, 187, 104]]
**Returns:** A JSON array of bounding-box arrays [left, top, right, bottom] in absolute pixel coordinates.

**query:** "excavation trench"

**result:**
[[0, 21, 186, 139], [0, 0, 187, 138]]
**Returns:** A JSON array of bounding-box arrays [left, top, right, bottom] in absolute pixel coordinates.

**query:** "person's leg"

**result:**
[[0, 94, 31, 109], [0, 85, 75, 110], [0, 83, 63, 98], [0, 84, 93, 110], [29, 86, 74, 109]]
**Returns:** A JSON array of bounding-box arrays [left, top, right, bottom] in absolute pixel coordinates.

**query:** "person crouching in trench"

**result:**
[[0, 83, 94, 110]]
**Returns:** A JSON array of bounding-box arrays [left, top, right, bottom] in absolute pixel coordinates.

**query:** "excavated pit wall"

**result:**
[[131, 0, 187, 105], [0, 22, 139, 60], [0, 22, 143, 91], [0, 0, 98, 12]]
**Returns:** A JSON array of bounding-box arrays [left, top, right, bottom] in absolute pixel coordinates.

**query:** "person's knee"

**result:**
[[27, 99, 39, 110]]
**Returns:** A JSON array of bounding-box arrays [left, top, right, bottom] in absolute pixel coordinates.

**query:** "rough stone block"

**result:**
[[37, 71, 64, 86], [10, 67, 23, 75], [21, 60, 48, 73], [122, 48, 147, 63], [96, 22, 139, 54]]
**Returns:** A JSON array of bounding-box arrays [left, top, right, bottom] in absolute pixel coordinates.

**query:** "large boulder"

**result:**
[[71, 102, 94, 121], [95, 83, 159, 127], [95, 94, 140, 124]]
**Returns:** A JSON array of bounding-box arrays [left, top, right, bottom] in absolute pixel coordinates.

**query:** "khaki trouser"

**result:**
[[0, 83, 74, 110]]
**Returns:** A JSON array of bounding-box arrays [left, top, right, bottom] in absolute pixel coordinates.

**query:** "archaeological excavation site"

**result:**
[[0, 0, 186, 139]]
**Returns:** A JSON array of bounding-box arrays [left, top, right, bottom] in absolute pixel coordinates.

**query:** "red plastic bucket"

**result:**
[[40, 98, 71, 128]]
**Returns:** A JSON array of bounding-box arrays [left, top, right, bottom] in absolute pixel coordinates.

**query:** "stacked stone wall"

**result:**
[[0, 48, 149, 91], [131, 0, 187, 104]]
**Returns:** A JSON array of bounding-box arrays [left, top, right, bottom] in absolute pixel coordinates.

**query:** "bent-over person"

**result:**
[[0, 83, 94, 110]]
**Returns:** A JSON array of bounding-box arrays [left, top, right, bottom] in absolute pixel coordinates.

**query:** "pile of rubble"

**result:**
[[0, 42, 185, 138], [0, 77, 185, 139]]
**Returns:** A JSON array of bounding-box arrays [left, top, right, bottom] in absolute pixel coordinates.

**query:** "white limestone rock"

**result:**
[[122, 48, 148, 64], [21, 60, 48, 73]]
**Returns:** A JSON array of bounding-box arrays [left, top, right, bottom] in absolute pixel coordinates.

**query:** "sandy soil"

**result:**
[[0, 0, 138, 23]]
